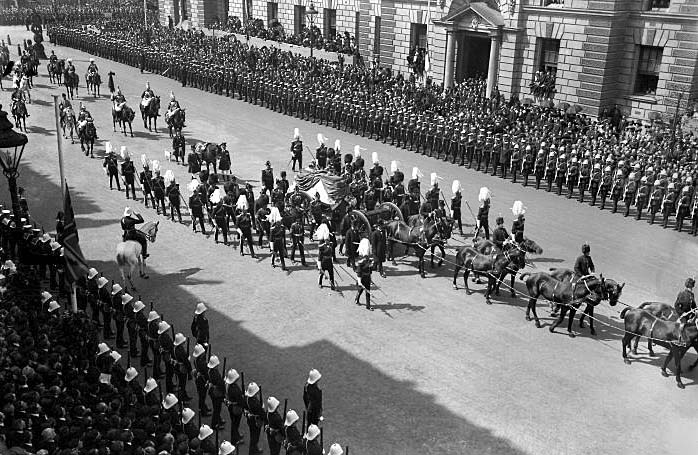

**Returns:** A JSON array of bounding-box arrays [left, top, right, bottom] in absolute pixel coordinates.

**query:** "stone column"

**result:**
[[486, 28, 501, 98], [444, 31, 456, 89]]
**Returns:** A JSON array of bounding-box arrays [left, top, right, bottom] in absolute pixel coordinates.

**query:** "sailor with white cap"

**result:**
[[291, 128, 303, 171], [245, 382, 265, 454], [192, 302, 210, 346]]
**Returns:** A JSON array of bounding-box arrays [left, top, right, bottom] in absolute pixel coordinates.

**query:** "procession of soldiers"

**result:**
[[43, 17, 698, 235]]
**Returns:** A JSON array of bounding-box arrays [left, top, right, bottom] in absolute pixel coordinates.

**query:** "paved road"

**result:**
[[2, 26, 697, 455]]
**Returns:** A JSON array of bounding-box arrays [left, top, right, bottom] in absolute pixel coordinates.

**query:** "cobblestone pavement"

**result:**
[[2, 25, 697, 455]]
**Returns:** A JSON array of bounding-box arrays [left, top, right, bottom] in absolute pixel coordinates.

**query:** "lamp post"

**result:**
[[0, 106, 28, 221], [306, 2, 318, 58]]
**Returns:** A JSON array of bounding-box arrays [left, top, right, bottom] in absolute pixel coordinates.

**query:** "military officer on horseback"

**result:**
[[77, 103, 92, 122], [492, 217, 509, 250], [49, 50, 57, 65], [121, 207, 149, 259], [141, 81, 156, 109], [112, 86, 127, 112], [675, 278, 696, 344], [87, 57, 98, 74], [165, 91, 184, 126], [574, 243, 595, 280], [66, 57, 76, 75]]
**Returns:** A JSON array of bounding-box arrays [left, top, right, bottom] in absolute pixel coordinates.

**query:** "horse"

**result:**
[[166, 108, 186, 138], [548, 268, 625, 335], [78, 119, 97, 157], [112, 103, 135, 137], [115, 221, 159, 291], [61, 106, 77, 143], [384, 219, 431, 278], [47, 59, 65, 84], [63, 69, 79, 99], [196, 142, 222, 175], [620, 307, 698, 388], [86, 70, 101, 97], [520, 272, 622, 336], [406, 215, 454, 268], [473, 238, 543, 297], [11, 97, 28, 132], [140, 96, 160, 131], [452, 245, 526, 304]]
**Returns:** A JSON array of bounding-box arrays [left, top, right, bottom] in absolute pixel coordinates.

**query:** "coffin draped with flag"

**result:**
[[57, 184, 90, 282], [290, 170, 350, 206]]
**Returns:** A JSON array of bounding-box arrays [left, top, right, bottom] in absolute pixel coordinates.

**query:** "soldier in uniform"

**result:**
[[622, 172, 637, 217], [598, 166, 613, 210], [610, 169, 624, 213], [121, 207, 149, 258], [152, 169, 167, 216], [225, 368, 245, 445], [192, 343, 211, 416], [634, 176, 649, 220], [191, 302, 210, 346], [289, 218, 307, 266], [173, 332, 192, 401], [690, 196, 698, 236], [284, 410, 304, 455], [491, 217, 509, 250], [316, 134, 328, 169], [354, 239, 374, 310], [522, 146, 534, 187], [578, 159, 590, 202], [189, 187, 206, 233], [511, 144, 524, 183], [589, 163, 602, 206], [207, 355, 226, 430], [269, 207, 287, 270], [265, 397, 284, 455], [566, 157, 579, 198], [545, 152, 556, 192], [245, 382, 265, 454], [261, 161, 274, 195], [451, 180, 464, 235], [304, 425, 323, 455], [157, 321, 175, 393], [172, 130, 186, 164], [103, 145, 121, 191], [555, 153, 567, 196], [534, 151, 545, 190], [662, 182, 677, 229], [675, 186, 692, 232], [648, 180, 663, 225], [121, 151, 137, 200], [139, 160, 154, 208], [316, 223, 336, 290], [290, 128, 303, 171], [166, 177, 182, 223]]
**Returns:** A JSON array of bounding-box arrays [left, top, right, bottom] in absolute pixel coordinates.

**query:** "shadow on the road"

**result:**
[[27, 125, 54, 136], [31, 98, 52, 106], [532, 257, 565, 263]]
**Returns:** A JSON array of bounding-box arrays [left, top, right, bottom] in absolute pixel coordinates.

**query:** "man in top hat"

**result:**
[[191, 302, 209, 346], [303, 369, 324, 425]]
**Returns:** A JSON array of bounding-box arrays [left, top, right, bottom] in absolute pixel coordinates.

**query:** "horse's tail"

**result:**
[[519, 272, 531, 281], [620, 307, 631, 319]]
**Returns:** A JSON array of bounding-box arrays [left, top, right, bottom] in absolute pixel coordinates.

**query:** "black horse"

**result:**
[[79, 119, 97, 157], [112, 103, 135, 137], [166, 108, 185, 138], [140, 96, 160, 131], [195, 142, 223, 175]]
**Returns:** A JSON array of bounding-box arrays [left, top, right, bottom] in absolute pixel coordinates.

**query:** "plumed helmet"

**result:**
[[372, 151, 379, 164], [210, 189, 222, 204], [236, 195, 248, 211], [357, 238, 370, 257], [164, 170, 175, 186], [354, 145, 362, 157], [187, 178, 200, 193], [430, 172, 439, 187], [293, 128, 300, 140], [169, 91, 175, 101], [334, 139, 341, 151], [390, 160, 399, 174], [511, 201, 526, 217], [315, 223, 330, 242], [141, 154, 148, 167], [412, 167, 422, 180], [267, 206, 282, 224], [316, 133, 326, 146], [478, 187, 491, 203], [452, 180, 461, 194]]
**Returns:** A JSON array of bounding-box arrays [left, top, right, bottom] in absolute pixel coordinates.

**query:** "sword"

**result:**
[[464, 200, 477, 224]]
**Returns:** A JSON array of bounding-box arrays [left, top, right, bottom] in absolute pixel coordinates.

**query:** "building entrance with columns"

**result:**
[[455, 31, 490, 82]]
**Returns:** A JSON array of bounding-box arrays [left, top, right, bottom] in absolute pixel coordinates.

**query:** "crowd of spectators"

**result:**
[[210, 16, 356, 55], [0, 4, 149, 27]]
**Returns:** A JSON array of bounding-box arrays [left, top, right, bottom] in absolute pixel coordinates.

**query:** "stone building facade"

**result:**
[[159, 0, 698, 120]]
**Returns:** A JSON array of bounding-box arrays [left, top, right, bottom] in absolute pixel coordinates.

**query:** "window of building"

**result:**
[[410, 23, 427, 50], [634, 46, 663, 95], [294, 5, 306, 35], [543, 0, 565, 5], [324, 8, 337, 38], [374, 16, 381, 56], [536, 38, 560, 73], [647, 0, 670, 9], [267, 2, 278, 25]]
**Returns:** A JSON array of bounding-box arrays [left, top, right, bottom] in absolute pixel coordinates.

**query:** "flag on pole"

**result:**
[[58, 183, 89, 282]]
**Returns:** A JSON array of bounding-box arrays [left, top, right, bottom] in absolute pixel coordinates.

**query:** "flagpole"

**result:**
[[54, 95, 77, 313]]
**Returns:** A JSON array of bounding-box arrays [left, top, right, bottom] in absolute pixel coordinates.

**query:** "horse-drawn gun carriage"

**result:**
[[346, 201, 403, 238]]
